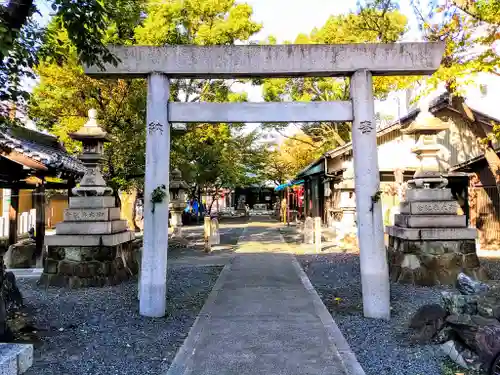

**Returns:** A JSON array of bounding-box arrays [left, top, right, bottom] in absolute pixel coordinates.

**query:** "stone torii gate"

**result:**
[[85, 43, 444, 320]]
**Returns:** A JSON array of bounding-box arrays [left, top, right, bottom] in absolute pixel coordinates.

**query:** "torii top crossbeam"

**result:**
[[85, 43, 445, 78]]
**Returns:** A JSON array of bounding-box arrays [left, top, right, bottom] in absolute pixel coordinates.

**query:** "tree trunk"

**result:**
[[34, 182, 45, 263], [451, 97, 500, 202], [8, 188, 19, 246], [208, 193, 218, 214]]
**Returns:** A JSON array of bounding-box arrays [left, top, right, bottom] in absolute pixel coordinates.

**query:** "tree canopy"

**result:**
[[262, 133, 323, 186], [259, 0, 412, 151], [411, 0, 499, 92], [0, 0, 145, 110], [28, 0, 265, 196]]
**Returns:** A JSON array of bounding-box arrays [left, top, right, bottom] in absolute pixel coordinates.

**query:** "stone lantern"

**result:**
[[169, 169, 189, 238], [41, 109, 137, 288], [386, 101, 487, 286], [70, 108, 113, 197]]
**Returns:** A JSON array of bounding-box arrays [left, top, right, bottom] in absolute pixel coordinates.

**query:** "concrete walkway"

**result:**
[[165, 218, 365, 375]]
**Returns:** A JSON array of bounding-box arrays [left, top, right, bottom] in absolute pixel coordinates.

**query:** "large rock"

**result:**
[[0, 257, 23, 342], [477, 296, 500, 320], [441, 340, 483, 371], [456, 272, 489, 295], [388, 238, 488, 287], [444, 316, 500, 371], [442, 291, 479, 315], [475, 324, 500, 371], [409, 304, 447, 343], [3, 239, 36, 269]]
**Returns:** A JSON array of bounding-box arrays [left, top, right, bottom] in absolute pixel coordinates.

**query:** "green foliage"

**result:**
[[412, 0, 500, 93], [440, 357, 482, 375], [0, 0, 147, 108], [150, 184, 167, 213], [262, 133, 323, 185], [260, 0, 413, 151], [28, 0, 264, 195], [411, 0, 499, 144], [370, 190, 382, 212]]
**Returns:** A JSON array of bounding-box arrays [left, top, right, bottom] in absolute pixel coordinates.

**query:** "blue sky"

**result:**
[[246, 0, 419, 43], [235, 0, 423, 134]]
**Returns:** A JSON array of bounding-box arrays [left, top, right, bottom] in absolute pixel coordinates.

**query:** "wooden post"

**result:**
[[204, 216, 211, 252], [8, 188, 19, 246], [35, 181, 45, 263], [67, 176, 75, 198], [314, 217, 322, 252]]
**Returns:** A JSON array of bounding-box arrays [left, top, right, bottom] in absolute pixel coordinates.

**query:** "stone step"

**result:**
[[405, 188, 454, 202], [69, 196, 116, 209], [55, 220, 128, 235], [394, 214, 466, 228], [400, 200, 459, 215], [64, 207, 121, 222], [0, 344, 33, 375], [45, 231, 134, 247], [386, 226, 477, 241]]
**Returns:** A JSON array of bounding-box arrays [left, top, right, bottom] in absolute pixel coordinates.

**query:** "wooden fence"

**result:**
[[473, 186, 500, 250]]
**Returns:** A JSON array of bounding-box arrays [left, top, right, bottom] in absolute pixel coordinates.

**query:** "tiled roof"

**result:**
[[0, 125, 86, 175]]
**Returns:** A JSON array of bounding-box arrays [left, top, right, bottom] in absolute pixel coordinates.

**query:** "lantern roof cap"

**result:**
[[170, 168, 190, 190], [70, 109, 112, 142]]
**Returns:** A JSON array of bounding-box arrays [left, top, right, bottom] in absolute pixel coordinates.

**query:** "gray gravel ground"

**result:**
[[17, 265, 222, 375], [481, 257, 500, 280], [298, 253, 449, 375]]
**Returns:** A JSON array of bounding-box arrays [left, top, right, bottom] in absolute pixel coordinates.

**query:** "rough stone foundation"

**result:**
[[39, 243, 139, 288], [388, 237, 488, 286]]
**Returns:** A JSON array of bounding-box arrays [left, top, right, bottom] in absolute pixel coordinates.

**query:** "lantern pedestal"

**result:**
[[169, 201, 185, 240], [168, 169, 189, 241], [39, 110, 138, 288]]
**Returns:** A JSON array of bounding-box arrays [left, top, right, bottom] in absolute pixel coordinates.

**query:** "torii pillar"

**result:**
[[85, 43, 444, 319]]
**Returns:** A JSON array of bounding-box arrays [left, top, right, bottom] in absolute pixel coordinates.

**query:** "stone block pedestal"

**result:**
[[40, 196, 138, 288], [386, 189, 488, 286], [40, 240, 138, 288]]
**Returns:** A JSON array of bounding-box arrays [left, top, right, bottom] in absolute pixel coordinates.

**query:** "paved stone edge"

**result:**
[[278, 231, 367, 375], [0, 343, 33, 375], [7, 268, 43, 279], [163, 224, 249, 375]]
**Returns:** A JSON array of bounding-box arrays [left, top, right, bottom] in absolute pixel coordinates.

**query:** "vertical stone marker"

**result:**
[[314, 217, 322, 252], [350, 70, 390, 320], [140, 73, 171, 318], [304, 217, 314, 245], [210, 218, 220, 245], [204, 216, 212, 252]]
